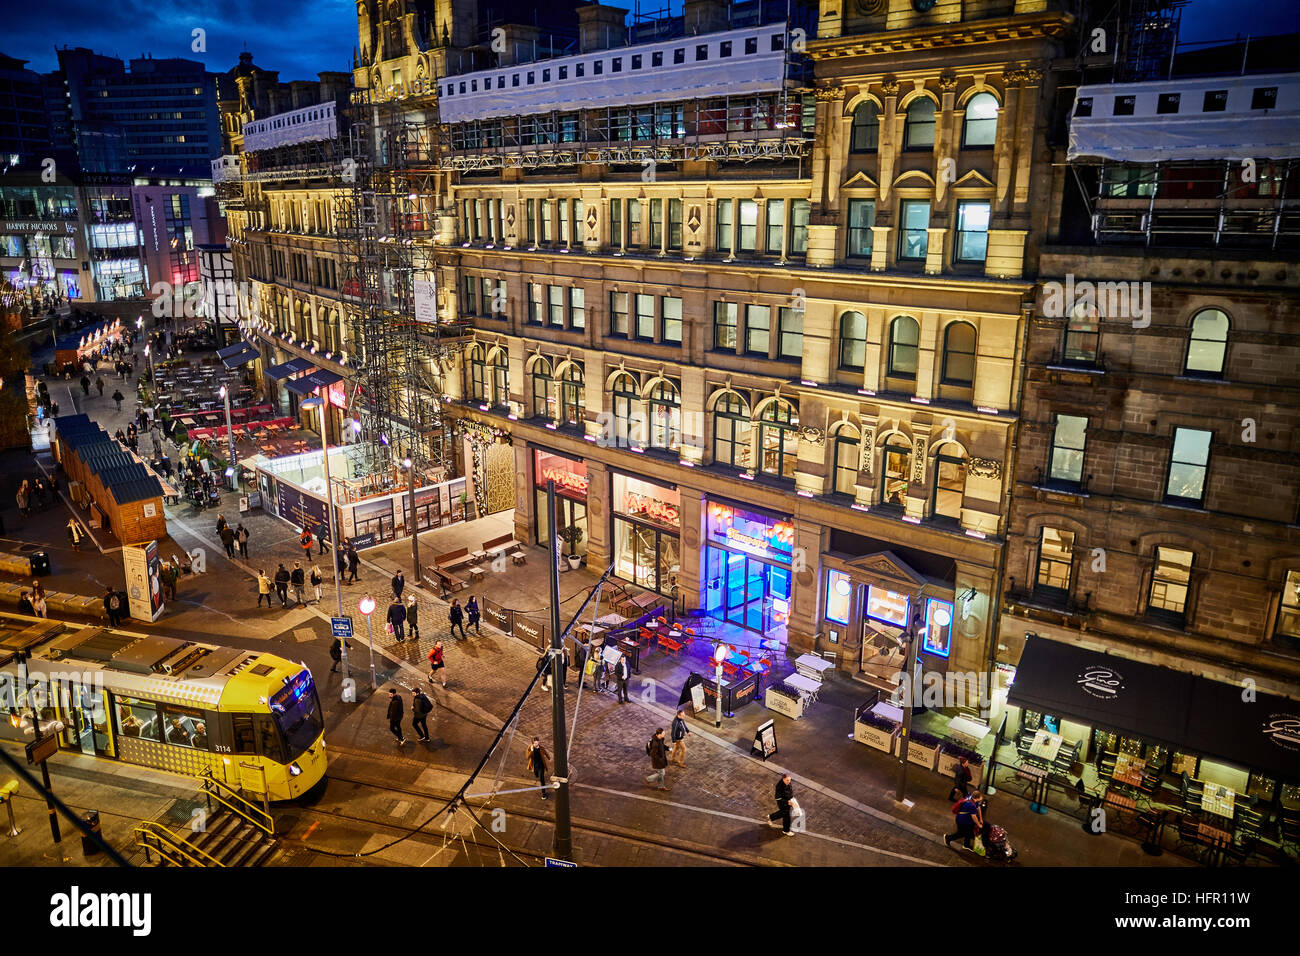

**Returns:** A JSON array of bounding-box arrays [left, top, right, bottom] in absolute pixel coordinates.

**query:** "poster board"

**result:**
[[678, 673, 707, 715], [123, 540, 163, 622], [752, 719, 778, 760]]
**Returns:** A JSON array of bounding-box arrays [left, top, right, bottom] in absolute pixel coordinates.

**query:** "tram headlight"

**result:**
[[288, 762, 302, 777]]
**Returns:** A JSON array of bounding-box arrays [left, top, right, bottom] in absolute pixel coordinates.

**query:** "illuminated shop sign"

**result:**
[[328, 380, 347, 409], [614, 474, 680, 528], [706, 502, 793, 564], [865, 585, 910, 628], [922, 598, 954, 658], [533, 449, 588, 497]]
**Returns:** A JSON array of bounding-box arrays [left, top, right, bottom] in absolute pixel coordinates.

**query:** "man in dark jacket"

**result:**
[[219, 523, 236, 558], [104, 586, 125, 627], [346, 546, 360, 583], [614, 651, 631, 704], [768, 773, 795, 835], [329, 637, 351, 673], [946, 791, 983, 849], [645, 728, 670, 791], [406, 595, 420, 641], [391, 569, 405, 601], [273, 564, 291, 607], [386, 599, 407, 641], [317, 522, 329, 554], [386, 688, 406, 744], [411, 687, 433, 741], [670, 709, 691, 767], [290, 563, 307, 606]]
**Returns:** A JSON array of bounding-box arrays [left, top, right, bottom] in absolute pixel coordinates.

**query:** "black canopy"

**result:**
[[1185, 677, 1300, 781], [1008, 636, 1194, 747]]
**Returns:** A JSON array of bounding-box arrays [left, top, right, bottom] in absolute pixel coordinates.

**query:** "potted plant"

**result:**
[[937, 740, 986, 789], [459, 489, 469, 522], [557, 525, 584, 569], [853, 706, 900, 753], [904, 730, 943, 770]]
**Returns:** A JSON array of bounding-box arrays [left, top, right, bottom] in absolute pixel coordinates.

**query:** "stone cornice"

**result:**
[[806, 12, 1075, 61]]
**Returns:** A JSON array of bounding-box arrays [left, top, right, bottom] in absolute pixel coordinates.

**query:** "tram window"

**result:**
[[161, 704, 205, 748], [116, 697, 160, 741], [232, 714, 257, 754], [256, 716, 284, 763]]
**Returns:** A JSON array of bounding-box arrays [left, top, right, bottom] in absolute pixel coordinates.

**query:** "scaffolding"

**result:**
[[336, 87, 457, 484]]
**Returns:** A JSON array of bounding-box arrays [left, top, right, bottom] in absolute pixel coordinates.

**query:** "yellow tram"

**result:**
[[0, 613, 326, 801]]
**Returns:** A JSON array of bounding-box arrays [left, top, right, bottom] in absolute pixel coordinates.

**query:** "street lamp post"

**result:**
[[219, 385, 238, 492], [403, 452, 419, 579], [143, 344, 155, 385], [713, 643, 727, 729], [895, 604, 925, 806], [358, 594, 378, 691], [302, 395, 349, 682]]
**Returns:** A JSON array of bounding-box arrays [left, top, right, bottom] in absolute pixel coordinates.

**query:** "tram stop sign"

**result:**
[[545, 858, 576, 868], [331, 617, 354, 639]]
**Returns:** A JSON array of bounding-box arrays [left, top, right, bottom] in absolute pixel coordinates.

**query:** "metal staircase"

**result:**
[[132, 770, 278, 867]]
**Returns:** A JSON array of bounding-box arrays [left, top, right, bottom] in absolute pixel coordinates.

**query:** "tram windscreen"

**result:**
[[269, 670, 324, 759]]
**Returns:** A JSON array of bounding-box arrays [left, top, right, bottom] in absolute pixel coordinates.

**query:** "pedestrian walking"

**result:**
[[317, 522, 329, 554], [614, 651, 631, 704], [112, 388, 124, 412], [310, 563, 323, 602], [427, 640, 445, 687], [290, 562, 306, 606], [526, 737, 550, 800], [256, 570, 273, 608], [386, 688, 406, 745], [466, 595, 480, 634], [946, 791, 984, 850], [104, 586, 125, 627], [273, 564, 290, 607], [160, 561, 177, 601], [768, 773, 795, 835], [95, 376, 104, 397], [537, 645, 552, 691], [948, 755, 974, 802], [329, 637, 351, 673], [574, 637, 590, 689], [645, 728, 670, 791], [670, 709, 691, 767], [236, 523, 249, 559], [14, 483, 28, 517], [346, 546, 359, 583], [220, 524, 236, 558], [449, 598, 466, 640], [299, 527, 313, 561], [386, 599, 406, 641], [406, 594, 420, 640], [391, 569, 405, 601], [215, 513, 227, 537], [336, 546, 347, 579], [80, 374, 90, 396], [411, 688, 433, 741], [66, 518, 84, 551]]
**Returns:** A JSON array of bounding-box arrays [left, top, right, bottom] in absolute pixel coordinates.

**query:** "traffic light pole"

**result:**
[[546, 480, 573, 861]]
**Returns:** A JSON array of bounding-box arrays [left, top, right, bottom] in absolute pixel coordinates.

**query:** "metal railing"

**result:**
[[133, 821, 226, 868], [198, 767, 274, 836]]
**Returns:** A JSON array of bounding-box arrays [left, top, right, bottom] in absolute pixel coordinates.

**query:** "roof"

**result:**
[[108, 476, 163, 505]]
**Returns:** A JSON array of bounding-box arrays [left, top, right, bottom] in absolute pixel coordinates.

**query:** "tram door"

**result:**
[[60, 682, 114, 757]]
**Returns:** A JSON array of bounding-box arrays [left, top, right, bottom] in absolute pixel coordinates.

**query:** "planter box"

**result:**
[[937, 751, 985, 789], [853, 719, 898, 753], [765, 688, 803, 720], [905, 739, 940, 771]]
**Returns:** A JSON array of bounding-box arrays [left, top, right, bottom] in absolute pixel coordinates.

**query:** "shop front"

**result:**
[[703, 500, 793, 635], [611, 473, 681, 595], [532, 448, 588, 559]]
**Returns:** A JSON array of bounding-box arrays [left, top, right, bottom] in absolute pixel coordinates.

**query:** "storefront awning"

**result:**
[[284, 368, 343, 396], [1008, 636, 1194, 748], [217, 341, 254, 359], [265, 356, 314, 380], [221, 344, 260, 369], [1185, 677, 1300, 781]]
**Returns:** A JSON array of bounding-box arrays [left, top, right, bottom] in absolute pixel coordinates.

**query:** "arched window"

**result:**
[[887, 316, 920, 379], [962, 92, 999, 147], [850, 102, 879, 152], [713, 392, 751, 468], [489, 349, 509, 406], [531, 357, 554, 420], [941, 322, 976, 386], [466, 344, 487, 402], [832, 429, 859, 495], [1063, 303, 1100, 366], [759, 399, 799, 479], [880, 438, 911, 509], [838, 311, 867, 371], [560, 363, 585, 424], [647, 380, 681, 451], [932, 443, 966, 522], [904, 97, 936, 149], [1185, 308, 1229, 377], [612, 372, 640, 448]]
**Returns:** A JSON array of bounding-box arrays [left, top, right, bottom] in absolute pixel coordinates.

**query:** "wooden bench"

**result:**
[[480, 533, 516, 556], [432, 546, 474, 570]]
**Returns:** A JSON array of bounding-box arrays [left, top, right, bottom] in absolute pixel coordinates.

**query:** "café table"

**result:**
[[1028, 728, 1064, 764], [1201, 783, 1236, 820], [783, 673, 822, 707], [794, 653, 834, 682], [1113, 752, 1146, 788]]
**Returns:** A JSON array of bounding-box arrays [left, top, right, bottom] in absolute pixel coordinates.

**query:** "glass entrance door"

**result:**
[[60, 682, 113, 757], [704, 546, 792, 633]]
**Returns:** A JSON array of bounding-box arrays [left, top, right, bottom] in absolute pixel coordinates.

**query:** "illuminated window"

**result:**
[[825, 569, 852, 624]]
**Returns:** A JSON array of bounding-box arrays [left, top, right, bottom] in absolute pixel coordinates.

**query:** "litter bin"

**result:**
[[30, 551, 50, 576], [81, 810, 101, 857]]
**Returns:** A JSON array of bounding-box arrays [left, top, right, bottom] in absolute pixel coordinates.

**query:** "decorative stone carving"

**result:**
[[855, 0, 888, 14], [814, 87, 844, 102], [880, 77, 900, 97], [937, 73, 959, 92], [911, 437, 927, 483], [800, 426, 825, 446], [860, 426, 875, 475], [968, 457, 1002, 480]]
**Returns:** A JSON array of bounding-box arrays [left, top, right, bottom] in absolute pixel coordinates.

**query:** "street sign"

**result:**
[[544, 857, 577, 868], [331, 617, 354, 639], [26, 734, 58, 765]]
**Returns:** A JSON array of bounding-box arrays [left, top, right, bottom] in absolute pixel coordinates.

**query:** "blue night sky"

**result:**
[[2, 0, 1296, 81]]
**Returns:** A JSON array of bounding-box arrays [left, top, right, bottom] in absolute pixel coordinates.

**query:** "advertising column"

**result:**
[[123, 540, 164, 622]]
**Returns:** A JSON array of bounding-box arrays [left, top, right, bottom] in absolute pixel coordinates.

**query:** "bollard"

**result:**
[[80, 810, 101, 857], [1, 780, 20, 837]]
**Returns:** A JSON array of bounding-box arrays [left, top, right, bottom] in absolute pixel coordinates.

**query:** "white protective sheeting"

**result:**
[[439, 24, 790, 124], [243, 100, 339, 153], [1067, 72, 1300, 162]]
